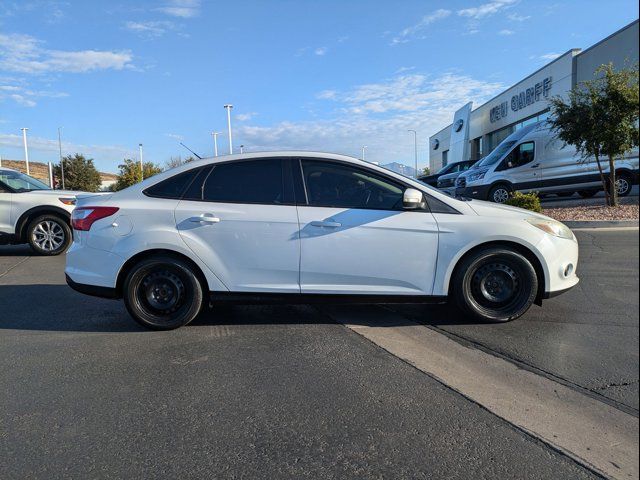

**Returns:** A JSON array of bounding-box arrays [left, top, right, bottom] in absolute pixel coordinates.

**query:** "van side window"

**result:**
[[504, 141, 535, 169]]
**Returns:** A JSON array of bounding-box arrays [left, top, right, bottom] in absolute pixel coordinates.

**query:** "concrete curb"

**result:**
[[563, 220, 639, 229]]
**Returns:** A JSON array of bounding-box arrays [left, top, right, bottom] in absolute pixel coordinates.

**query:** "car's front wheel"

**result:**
[[452, 247, 538, 322], [123, 256, 204, 330], [488, 184, 511, 204], [27, 214, 72, 256]]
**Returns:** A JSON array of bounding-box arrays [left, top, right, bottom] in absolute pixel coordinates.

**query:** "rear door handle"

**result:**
[[310, 220, 341, 228], [189, 214, 220, 224]]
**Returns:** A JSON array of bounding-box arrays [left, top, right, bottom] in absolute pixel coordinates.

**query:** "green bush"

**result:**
[[505, 191, 542, 213]]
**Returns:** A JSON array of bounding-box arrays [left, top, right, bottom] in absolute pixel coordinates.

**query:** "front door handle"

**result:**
[[189, 214, 220, 224], [310, 220, 341, 228], [530, 163, 540, 168]]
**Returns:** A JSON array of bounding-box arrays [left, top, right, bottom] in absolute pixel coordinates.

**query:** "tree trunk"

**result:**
[[594, 153, 611, 206], [608, 154, 618, 207]]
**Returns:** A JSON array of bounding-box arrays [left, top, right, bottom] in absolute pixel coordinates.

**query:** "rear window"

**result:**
[[144, 168, 200, 199]]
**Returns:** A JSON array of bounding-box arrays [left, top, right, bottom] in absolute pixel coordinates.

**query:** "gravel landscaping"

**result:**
[[543, 202, 639, 222]]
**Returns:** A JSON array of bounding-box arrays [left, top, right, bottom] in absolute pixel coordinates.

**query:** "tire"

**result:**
[[614, 173, 633, 197], [27, 214, 72, 256], [578, 190, 598, 199], [488, 184, 512, 204], [452, 247, 538, 323], [123, 256, 204, 330]]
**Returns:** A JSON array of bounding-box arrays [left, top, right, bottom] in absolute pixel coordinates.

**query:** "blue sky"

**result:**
[[1, 0, 638, 173]]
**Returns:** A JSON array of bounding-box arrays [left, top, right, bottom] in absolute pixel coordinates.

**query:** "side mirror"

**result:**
[[403, 188, 423, 210]]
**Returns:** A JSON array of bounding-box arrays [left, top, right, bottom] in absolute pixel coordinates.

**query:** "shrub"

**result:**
[[505, 191, 542, 213]]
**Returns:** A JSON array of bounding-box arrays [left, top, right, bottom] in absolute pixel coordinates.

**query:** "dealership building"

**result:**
[[428, 19, 639, 172]]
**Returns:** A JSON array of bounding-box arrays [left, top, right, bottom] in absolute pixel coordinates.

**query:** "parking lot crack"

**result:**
[[0, 257, 31, 280]]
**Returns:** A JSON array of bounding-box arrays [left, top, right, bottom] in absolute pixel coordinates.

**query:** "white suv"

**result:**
[[65, 152, 579, 330], [0, 168, 79, 255]]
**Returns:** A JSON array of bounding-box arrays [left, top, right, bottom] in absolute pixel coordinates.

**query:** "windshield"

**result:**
[[476, 140, 517, 168], [0, 170, 51, 192], [435, 164, 452, 175]]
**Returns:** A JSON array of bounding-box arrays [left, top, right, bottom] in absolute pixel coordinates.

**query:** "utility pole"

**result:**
[[224, 104, 233, 154], [21, 128, 30, 175], [139, 143, 144, 181], [58, 127, 65, 190], [408, 129, 418, 177], [211, 131, 221, 157], [361, 146, 367, 161]]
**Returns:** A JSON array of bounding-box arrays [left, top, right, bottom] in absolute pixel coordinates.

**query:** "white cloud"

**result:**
[[391, 9, 451, 45], [125, 20, 175, 38], [314, 47, 328, 56], [498, 29, 515, 35], [507, 13, 530, 21], [156, 0, 201, 18], [235, 112, 258, 121], [0, 83, 68, 107], [539, 52, 561, 60], [0, 33, 134, 74], [457, 0, 516, 20], [165, 133, 184, 141], [0, 133, 132, 163], [234, 72, 503, 166]]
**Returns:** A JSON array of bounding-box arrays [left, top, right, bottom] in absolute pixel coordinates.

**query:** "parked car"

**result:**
[[455, 121, 639, 203], [436, 160, 477, 196], [65, 152, 579, 330], [418, 160, 476, 187], [0, 168, 81, 255]]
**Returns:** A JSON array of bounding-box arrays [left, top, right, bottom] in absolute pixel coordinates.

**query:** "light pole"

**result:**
[[138, 143, 144, 181], [224, 104, 233, 154], [408, 129, 418, 177], [239, 145, 244, 154], [361, 145, 367, 161], [21, 128, 30, 175], [211, 131, 221, 157], [58, 127, 65, 190]]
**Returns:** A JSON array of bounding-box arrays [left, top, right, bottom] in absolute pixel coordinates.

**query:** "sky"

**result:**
[[1, 0, 638, 173]]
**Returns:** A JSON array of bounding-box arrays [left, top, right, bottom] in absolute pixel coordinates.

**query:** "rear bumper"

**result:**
[[66, 274, 118, 299]]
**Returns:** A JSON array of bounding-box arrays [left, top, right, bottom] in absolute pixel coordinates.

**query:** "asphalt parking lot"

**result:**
[[1, 229, 638, 479]]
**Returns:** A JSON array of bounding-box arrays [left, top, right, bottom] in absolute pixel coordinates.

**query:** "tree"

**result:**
[[53, 153, 101, 192], [165, 156, 195, 170], [421, 167, 431, 176], [113, 158, 163, 191], [549, 63, 639, 206]]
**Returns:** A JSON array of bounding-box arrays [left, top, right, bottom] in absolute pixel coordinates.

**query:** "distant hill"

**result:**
[[380, 162, 417, 178], [0, 159, 117, 187]]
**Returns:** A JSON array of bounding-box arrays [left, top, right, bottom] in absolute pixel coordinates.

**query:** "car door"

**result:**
[[497, 141, 539, 192], [0, 178, 13, 234], [295, 159, 439, 296], [174, 158, 301, 293]]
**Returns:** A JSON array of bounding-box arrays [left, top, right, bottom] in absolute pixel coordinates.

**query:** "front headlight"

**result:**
[[525, 218, 575, 240], [466, 171, 486, 182]]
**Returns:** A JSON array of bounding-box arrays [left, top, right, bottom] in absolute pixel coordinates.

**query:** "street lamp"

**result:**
[[139, 143, 144, 181], [239, 145, 244, 154], [408, 129, 418, 178], [21, 128, 30, 175], [211, 131, 221, 157], [224, 104, 233, 154], [361, 145, 367, 161], [58, 127, 65, 190]]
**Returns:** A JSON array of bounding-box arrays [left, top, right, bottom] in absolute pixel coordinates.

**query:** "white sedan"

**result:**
[[65, 152, 579, 330]]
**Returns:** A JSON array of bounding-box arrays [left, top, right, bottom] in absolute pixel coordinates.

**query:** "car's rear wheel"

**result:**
[[27, 214, 72, 256], [452, 247, 538, 322], [614, 173, 633, 197], [488, 184, 511, 204], [123, 256, 204, 330]]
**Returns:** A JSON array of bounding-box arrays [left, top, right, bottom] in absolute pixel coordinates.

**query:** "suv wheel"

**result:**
[[27, 214, 72, 256], [452, 247, 538, 322], [123, 256, 204, 330], [615, 173, 633, 197], [488, 184, 511, 204]]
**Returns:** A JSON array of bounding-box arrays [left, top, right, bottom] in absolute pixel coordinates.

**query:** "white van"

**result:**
[[455, 122, 639, 203]]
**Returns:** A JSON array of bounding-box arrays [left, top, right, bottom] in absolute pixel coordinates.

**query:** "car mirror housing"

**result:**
[[403, 188, 424, 210]]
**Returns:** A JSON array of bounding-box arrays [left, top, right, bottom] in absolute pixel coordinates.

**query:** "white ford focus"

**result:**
[[65, 152, 579, 330]]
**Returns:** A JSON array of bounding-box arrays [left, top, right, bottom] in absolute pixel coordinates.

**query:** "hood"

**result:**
[[438, 171, 463, 181], [468, 199, 552, 221]]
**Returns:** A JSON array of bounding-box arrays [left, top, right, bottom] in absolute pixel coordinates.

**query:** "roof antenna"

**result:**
[[179, 142, 203, 159]]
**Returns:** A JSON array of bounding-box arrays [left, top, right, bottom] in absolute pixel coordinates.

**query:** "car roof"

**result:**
[[0, 167, 18, 173]]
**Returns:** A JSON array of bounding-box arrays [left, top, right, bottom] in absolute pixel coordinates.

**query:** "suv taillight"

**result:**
[[71, 207, 119, 231]]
